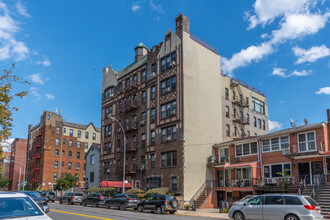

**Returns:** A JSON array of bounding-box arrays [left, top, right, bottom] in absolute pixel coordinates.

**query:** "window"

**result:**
[[219, 148, 229, 163], [63, 128, 66, 133], [85, 142, 88, 149], [262, 120, 266, 130], [233, 91, 236, 100], [172, 177, 178, 192], [104, 87, 114, 100], [77, 152, 80, 159], [69, 140, 73, 147], [90, 172, 94, 182], [151, 108, 156, 122], [226, 124, 230, 137], [141, 133, 146, 147], [151, 154, 155, 169], [125, 78, 130, 90], [247, 196, 263, 205], [258, 119, 261, 129], [142, 70, 146, 83], [68, 151, 72, 158], [142, 90, 146, 104], [53, 172, 58, 180], [62, 161, 64, 167], [161, 100, 176, 118], [225, 106, 229, 118], [90, 155, 95, 165], [133, 74, 137, 85], [151, 131, 155, 145], [161, 125, 177, 142], [254, 117, 257, 127], [161, 81, 166, 95], [76, 163, 80, 170], [118, 82, 122, 94], [56, 127, 60, 134], [252, 97, 265, 114], [166, 55, 171, 69], [161, 151, 177, 167], [263, 163, 291, 178], [93, 133, 96, 140], [161, 58, 166, 72], [265, 196, 284, 205], [141, 156, 146, 168], [55, 150, 59, 157], [146, 177, 161, 190], [151, 85, 156, 99], [56, 138, 59, 146], [68, 162, 72, 170], [235, 142, 258, 157], [85, 132, 89, 139], [109, 105, 113, 116], [236, 167, 252, 179], [152, 64, 156, 75], [225, 88, 229, 99], [284, 196, 303, 205], [161, 76, 176, 95], [77, 141, 81, 148], [246, 97, 249, 106], [54, 161, 58, 168], [298, 132, 316, 152], [262, 136, 289, 152], [62, 150, 65, 155], [142, 112, 146, 121], [78, 130, 81, 138], [70, 129, 73, 136], [62, 139, 66, 144]]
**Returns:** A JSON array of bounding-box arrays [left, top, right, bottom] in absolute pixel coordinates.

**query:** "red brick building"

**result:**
[[8, 138, 28, 191], [203, 109, 330, 208], [0, 151, 11, 180]]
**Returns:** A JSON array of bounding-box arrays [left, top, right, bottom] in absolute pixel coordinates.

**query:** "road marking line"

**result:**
[[50, 209, 115, 220]]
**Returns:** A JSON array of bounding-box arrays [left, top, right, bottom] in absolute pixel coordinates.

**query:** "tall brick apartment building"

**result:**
[[101, 13, 223, 200], [8, 138, 27, 191], [26, 111, 100, 190], [203, 109, 330, 208]]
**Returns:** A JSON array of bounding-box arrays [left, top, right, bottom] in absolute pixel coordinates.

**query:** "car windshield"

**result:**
[[23, 192, 41, 198], [242, 196, 253, 201], [0, 197, 43, 219], [75, 193, 84, 197]]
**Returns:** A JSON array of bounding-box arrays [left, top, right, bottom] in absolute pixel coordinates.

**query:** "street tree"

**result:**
[[54, 174, 77, 191]]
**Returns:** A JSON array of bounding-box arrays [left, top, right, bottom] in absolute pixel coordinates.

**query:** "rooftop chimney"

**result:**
[[327, 109, 330, 124], [175, 12, 190, 39]]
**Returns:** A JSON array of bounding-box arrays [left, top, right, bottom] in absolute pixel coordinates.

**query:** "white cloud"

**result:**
[[222, 42, 273, 74], [45, 94, 54, 100], [0, 138, 14, 152], [269, 120, 283, 131], [272, 67, 311, 77], [272, 67, 286, 77], [35, 56, 51, 67], [27, 73, 44, 85], [291, 69, 311, 76], [316, 87, 330, 95], [15, 2, 30, 18], [149, 0, 165, 14], [131, 3, 141, 12], [279, 100, 286, 104], [0, 1, 29, 61], [30, 87, 41, 101], [247, 0, 314, 29], [293, 44, 330, 64]]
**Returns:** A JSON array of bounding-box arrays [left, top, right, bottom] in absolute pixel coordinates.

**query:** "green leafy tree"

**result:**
[[277, 168, 291, 192], [54, 174, 77, 191], [0, 176, 10, 189]]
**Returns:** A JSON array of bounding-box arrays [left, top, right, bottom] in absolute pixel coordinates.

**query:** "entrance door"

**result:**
[[225, 170, 231, 187], [217, 170, 224, 187], [299, 163, 310, 184], [311, 161, 323, 185]]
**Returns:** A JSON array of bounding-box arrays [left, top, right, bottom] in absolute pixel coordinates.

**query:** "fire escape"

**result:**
[[230, 78, 250, 137], [32, 131, 42, 188]]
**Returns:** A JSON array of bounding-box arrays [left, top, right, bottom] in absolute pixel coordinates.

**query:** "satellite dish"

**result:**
[[290, 119, 296, 127], [304, 118, 308, 125]]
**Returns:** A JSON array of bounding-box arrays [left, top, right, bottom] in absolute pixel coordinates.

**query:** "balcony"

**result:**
[[230, 78, 265, 97], [33, 140, 42, 148], [34, 131, 42, 138], [124, 100, 138, 113], [126, 165, 137, 174], [32, 165, 40, 171], [232, 117, 249, 125], [125, 84, 138, 93], [207, 155, 229, 167], [126, 143, 137, 152], [33, 153, 41, 159], [125, 122, 137, 132], [282, 144, 325, 158]]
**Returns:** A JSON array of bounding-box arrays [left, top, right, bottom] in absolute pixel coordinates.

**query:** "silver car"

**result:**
[[60, 192, 84, 205], [228, 194, 323, 220]]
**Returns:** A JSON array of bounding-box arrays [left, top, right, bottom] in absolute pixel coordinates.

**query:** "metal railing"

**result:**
[[190, 33, 217, 54], [190, 180, 215, 204], [230, 78, 265, 96]]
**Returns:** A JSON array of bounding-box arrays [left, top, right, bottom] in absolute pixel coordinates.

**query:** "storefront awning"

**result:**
[[322, 151, 330, 156], [224, 162, 260, 169], [99, 181, 132, 188]]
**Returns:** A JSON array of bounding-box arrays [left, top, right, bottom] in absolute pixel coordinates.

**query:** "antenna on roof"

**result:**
[[290, 119, 297, 127], [304, 118, 309, 125]]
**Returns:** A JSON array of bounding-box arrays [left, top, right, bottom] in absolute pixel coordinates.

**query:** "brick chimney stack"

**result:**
[[327, 109, 330, 124]]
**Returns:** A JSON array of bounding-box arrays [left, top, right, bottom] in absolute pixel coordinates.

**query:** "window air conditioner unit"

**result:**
[[171, 61, 176, 66], [140, 165, 145, 170], [171, 110, 176, 116], [106, 169, 110, 173], [166, 136, 172, 142], [267, 178, 277, 184], [151, 72, 156, 76], [140, 120, 145, 126], [166, 88, 171, 92], [235, 157, 241, 161], [110, 93, 114, 97]]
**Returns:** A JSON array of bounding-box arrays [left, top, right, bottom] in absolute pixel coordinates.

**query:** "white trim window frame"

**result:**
[[262, 136, 290, 153], [298, 131, 316, 153], [218, 147, 230, 163], [235, 142, 258, 157], [263, 162, 292, 178]]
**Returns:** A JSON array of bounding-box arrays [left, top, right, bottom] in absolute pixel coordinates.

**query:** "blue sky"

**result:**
[[0, 0, 330, 146]]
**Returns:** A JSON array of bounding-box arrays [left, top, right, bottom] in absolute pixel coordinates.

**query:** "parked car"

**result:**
[[137, 194, 178, 214], [105, 193, 140, 210], [81, 193, 110, 207], [59, 192, 84, 205], [20, 191, 49, 212], [228, 194, 323, 220], [40, 191, 56, 203], [0, 192, 51, 220], [233, 195, 255, 206]]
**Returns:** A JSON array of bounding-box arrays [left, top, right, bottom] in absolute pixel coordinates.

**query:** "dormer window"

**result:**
[[166, 34, 171, 41]]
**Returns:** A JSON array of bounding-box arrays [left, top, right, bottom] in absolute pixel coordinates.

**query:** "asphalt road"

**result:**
[[47, 203, 224, 220]]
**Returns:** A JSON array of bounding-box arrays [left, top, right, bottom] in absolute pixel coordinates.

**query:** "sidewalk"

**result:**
[[176, 208, 230, 219]]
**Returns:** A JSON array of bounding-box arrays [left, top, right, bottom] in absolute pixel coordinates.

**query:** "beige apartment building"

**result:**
[[221, 75, 269, 142]]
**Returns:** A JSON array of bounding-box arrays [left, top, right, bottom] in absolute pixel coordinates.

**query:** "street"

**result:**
[[47, 203, 226, 220]]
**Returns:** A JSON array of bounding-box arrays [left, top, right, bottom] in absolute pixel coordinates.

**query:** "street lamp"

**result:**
[[10, 160, 26, 191], [109, 116, 127, 193]]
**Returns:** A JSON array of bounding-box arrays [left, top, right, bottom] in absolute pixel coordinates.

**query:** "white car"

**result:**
[[0, 192, 52, 220]]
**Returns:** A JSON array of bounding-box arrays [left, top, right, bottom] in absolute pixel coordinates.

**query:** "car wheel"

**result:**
[[137, 205, 144, 212], [169, 211, 176, 214], [285, 215, 300, 220], [106, 202, 110, 209], [82, 201, 86, 206], [70, 199, 73, 205], [67, 199, 71, 205], [93, 201, 98, 207], [119, 203, 126, 211], [233, 211, 245, 220], [156, 206, 163, 214], [59, 199, 63, 204], [52, 200, 55, 203]]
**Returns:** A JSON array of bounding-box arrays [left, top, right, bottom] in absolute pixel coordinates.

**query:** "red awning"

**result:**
[[322, 151, 330, 156], [224, 162, 260, 169], [99, 181, 132, 188]]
